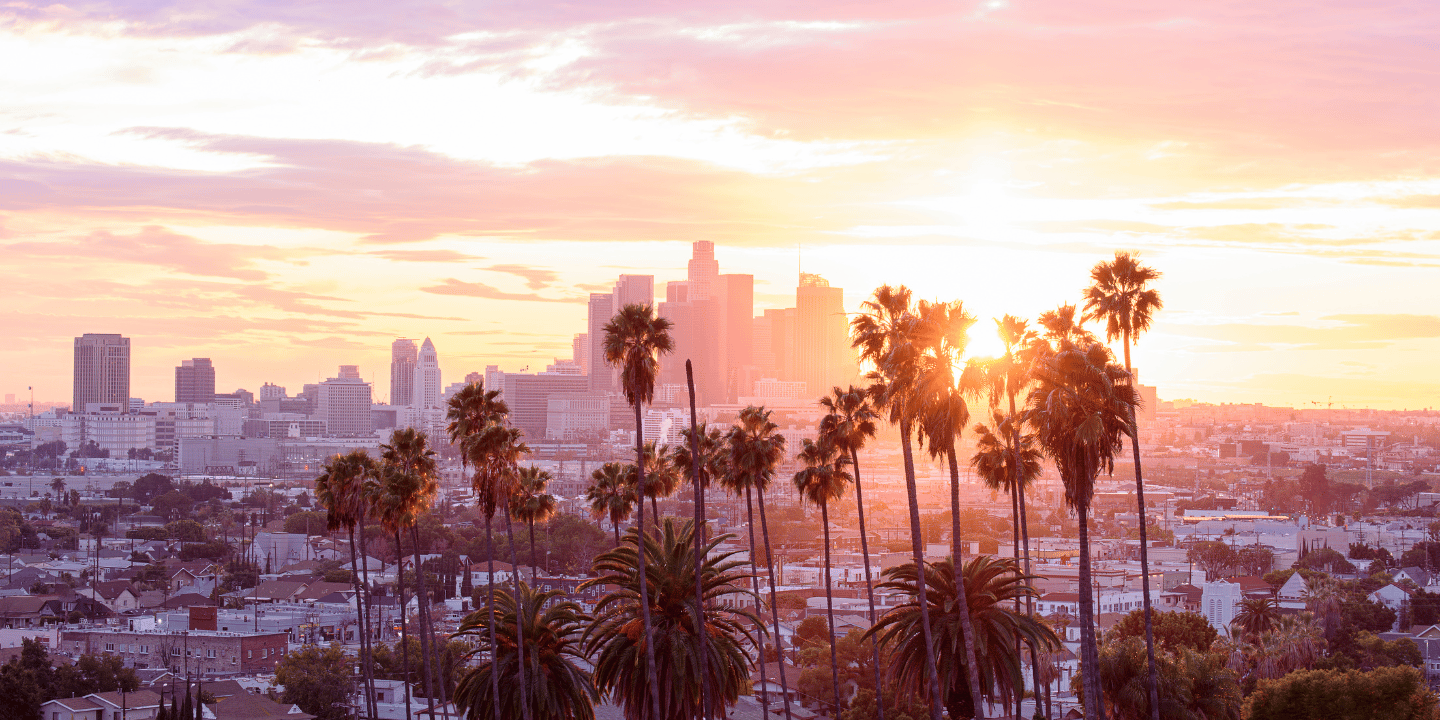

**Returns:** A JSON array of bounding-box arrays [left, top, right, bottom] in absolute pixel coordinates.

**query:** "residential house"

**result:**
[[0, 595, 63, 627], [1370, 583, 1411, 631], [210, 692, 315, 720], [1395, 567, 1432, 587], [42, 690, 163, 720], [85, 581, 141, 614]]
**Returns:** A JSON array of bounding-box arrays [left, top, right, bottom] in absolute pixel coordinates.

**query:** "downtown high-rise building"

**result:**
[[656, 242, 754, 405], [390, 338, 418, 406], [73, 333, 130, 412], [587, 293, 614, 394], [412, 337, 442, 408], [795, 273, 856, 399], [174, 358, 216, 404], [317, 365, 373, 436]]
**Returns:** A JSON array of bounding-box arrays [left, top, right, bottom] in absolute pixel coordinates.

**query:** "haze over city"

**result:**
[[4, 0, 1440, 410], [5, 4, 1440, 720]]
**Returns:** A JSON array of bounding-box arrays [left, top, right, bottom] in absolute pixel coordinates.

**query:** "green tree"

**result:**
[[583, 519, 757, 720], [315, 449, 379, 720], [511, 466, 557, 582], [151, 490, 194, 520], [1026, 326, 1137, 720], [724, 405, 794, 720], [1187, 541, 1236, 581], [1080, 636, 1239, 720], [793, 435, 851, 715], [585, 463, 637, 545], [817, 384, 887, 720], [133, 473, 175, 503], [852, 284, 943, 720], [381, 428, 443, 718], [1105, 610, 1217, 653], [1231, 597, 1280, 639], [275, 644, 355, 720], [1244, 666, 1439, 720], [912, 298, 989, 719], [453, 583, 596, 720], [284, 510, 330, 536], [869, 555, 1061, 720], [601, 301, 674, 720]]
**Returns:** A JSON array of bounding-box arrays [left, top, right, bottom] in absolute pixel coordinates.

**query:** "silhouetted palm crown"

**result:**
[[602, 304, 674, 407], [724, 406, 786, 496], [1081, 251, 1163, 351]]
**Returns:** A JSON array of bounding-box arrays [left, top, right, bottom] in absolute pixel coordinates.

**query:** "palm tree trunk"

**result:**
[[652, 495, 661, 528], [821, 500, 843, 716], [754, 486, 795, 720], [529, 519, 538, 584], [684, 360, 713, 720], [358, 527, 378, 720], [346, 528, 373, 720], [484, 516, 499, 720], [899, 419, 944, 720], [946, 448, 985, 719], [1123, 334, 1161, 720], [504, 510, 532, 720], [410, 525, 438, 720], [633, 401, 663, 720], [1011, 479, 1022, 715], [1077, 504, 1105, 720], [848, 447, 886, 720], [396, 530, 413, 720], [1009, 393, 1042, 720], [743, 487, 777, 720]]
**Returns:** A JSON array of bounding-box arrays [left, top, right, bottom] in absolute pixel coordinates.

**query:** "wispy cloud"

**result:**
[[418, 278, 583, 303]]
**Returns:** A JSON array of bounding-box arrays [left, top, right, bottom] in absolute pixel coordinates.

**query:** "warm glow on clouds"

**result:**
[[3, 0, 1439, 410]]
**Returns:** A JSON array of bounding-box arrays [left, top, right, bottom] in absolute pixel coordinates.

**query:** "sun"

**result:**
[[965, 319, 1008, 360]]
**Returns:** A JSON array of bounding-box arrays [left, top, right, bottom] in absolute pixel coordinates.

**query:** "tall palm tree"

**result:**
[[674, 424, 727, 539], [869, 556, 1061, 720], [468, 424, 527, 720], [1230, 596, 1280, 640], [582, 519, 759, 720], [512, 467, 557, 582], [602, 302, 674, 720], [723, 405, 792, 720], [585, 462, 638, 545], [851, 284, 944, 720], [1083, 251, 1164, 720], [793, 436, 852, 717], [373, 462, 421, 720], [817, 385, 885, 720], [382, 428, 443, 719], [912, 298, 987, 718], [316, 449, 379, 720], [473, 424, 534, 720], [1026, 339, 1138, 720], [634, 441, 681, 527], [453, 582, 597, 720], [675, 419, 727, 720]]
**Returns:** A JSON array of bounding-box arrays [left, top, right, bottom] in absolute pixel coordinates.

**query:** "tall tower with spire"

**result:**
[[411, 337, 442, 408]]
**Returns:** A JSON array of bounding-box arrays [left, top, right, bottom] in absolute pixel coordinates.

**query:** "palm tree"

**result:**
[[970, 411, 1043, 716], [316, 449, 379, 720], [585, 462, 638, 546], [1231, 597, 1279, 640], [723, 405, 792, 720], [851, 284, 944, 720], [453, 582, 596, 720], [634, 441, 681, 527], [373, 462, 422, 720], [675, 418, 727, 720], [511, 467, 557, 582], [912, 298, 988, 718], [582, 519, 759, 720], [793, 436, 851, 716], [381, 428, 443, 719], [466, 423, 528, 720], [817, 384, 885, 720], [1302, 575, 1343, 642], [869, 555, 1061, 720], [602, 302, 674, 720], [1026, 339, 1138, 720], [1083, 251, 1164, 720]]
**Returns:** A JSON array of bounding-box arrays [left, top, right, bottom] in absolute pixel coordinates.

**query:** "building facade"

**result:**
[[175, 358, 216, 404], [74, 334, 131, 413]]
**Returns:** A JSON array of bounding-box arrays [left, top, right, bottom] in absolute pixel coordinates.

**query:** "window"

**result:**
[[140, 645, 149, 654], [105, 643, 115, 651], [232, 656, 238, 664], [173, 647, 181, 656], [207, 649, 216, 658], [247, 650, 252, 659]]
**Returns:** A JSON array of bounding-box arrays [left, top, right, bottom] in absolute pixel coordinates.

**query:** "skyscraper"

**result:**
[[795, 273, 856, 400], [613, 274, 654, 309], [73, 334, 130, 412], [412, 337, 442, 408], [317, 366, 373, 436], [721, 273, 754, 401], [175, 358, 216, 404], [390, 339, 418, 406], [587, 293, 615, 393]]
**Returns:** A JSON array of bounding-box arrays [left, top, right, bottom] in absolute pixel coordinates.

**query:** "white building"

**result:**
[[411, 338, 442, 410], [1201, 580, 1243, 630]]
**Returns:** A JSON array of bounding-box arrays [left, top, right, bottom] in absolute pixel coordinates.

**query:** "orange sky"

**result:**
[[2, 1, 1439, 410]]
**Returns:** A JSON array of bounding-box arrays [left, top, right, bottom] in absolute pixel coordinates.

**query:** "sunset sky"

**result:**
[[3, 1, 1439, 410]]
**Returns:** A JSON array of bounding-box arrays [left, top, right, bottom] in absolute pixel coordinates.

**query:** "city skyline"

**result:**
[[4, 2, 1440, 411]]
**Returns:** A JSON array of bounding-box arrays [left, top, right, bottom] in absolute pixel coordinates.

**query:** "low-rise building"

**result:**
[[60, 627, 289, 674]]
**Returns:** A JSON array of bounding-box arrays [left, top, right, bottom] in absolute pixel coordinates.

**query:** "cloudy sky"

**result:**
[[3, 0, 1439, 410]]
